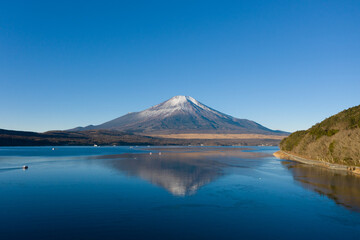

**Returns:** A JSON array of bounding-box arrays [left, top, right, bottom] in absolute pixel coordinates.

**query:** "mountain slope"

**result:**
[[279, 104, 360, 166], [73, 96, 287, 135]]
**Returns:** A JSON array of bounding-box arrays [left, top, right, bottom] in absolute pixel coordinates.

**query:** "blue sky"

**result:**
[[1, 0, 359, 132]]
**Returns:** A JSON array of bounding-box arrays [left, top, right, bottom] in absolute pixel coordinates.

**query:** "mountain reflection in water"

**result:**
[[283, 161, 360, 212], [98, 147, 270, 196]]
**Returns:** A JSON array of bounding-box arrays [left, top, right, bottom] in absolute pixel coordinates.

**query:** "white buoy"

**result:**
[[52, 148, 55, 151], [22, 165, 28, 170]]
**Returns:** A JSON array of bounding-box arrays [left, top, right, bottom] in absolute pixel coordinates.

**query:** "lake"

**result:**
[[0, 146, 360, 239]]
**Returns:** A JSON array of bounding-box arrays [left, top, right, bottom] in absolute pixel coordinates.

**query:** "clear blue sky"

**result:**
[[1, 0, 359, 133]]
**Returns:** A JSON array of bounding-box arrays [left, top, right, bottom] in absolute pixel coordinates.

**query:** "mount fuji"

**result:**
[[72, 96, 287, 135]]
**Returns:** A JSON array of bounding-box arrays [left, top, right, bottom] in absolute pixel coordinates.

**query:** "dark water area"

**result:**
[[0, 146, 360, 240]]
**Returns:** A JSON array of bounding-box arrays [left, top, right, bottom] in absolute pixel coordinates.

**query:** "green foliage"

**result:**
[[280, 130, 307, 151], [348, 117, 360, 129], [329, 141, 335, 155], [319, 105, 360, 130], [309, 128, 339, 139], [305, 105, 360, 139]]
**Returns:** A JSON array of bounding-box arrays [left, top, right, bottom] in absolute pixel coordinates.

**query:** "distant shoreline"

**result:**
[[274, 150, 360, 175], [0, 128, 282, 147], [148, 133, 286, 140]]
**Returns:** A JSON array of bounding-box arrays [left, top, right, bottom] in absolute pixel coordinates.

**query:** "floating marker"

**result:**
[[22, 165, 28, 170]]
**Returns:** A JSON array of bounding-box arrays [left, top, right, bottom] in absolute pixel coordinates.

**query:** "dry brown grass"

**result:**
[[148, 133, 285, 140], [284, 128, 360, 166], [280, 104, 360, 166]]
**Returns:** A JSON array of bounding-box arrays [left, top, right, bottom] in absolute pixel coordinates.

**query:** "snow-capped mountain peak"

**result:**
[[165, 95, 192, 105], [154, 96, 199, 109], [139, 96, 222, 119], [72, 95, 288, 135]]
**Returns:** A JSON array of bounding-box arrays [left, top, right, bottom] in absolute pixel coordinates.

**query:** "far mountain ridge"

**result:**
[[72, 95, 288, 135]]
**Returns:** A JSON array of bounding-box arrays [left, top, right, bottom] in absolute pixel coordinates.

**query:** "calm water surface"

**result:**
[[0, 146, 360, 239]]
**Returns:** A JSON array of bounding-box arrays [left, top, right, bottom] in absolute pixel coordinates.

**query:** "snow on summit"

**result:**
[[72, 95, 288, 135], [166, 95, 190, 105], [157, 96, 199, 108], [140, 95, 222, 118]]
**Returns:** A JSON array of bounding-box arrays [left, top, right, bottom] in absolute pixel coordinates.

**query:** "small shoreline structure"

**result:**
[[274, 150, 360, 176]]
